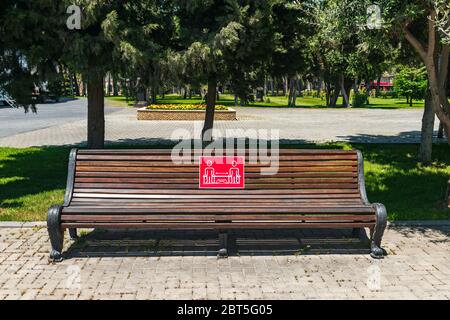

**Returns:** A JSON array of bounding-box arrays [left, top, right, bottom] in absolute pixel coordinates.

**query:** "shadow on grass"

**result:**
[[0, 146, 72, 219]]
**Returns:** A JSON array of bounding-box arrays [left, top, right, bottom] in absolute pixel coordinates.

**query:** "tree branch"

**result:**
[[403, 26, 428, 61], [439, 44, 449, 85], [427, 9, 438, 63]]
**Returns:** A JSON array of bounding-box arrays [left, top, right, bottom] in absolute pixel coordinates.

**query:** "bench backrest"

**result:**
[[65, 149, 366, 205]]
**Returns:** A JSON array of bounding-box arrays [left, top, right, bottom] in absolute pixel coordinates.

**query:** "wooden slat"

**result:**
[[75, 166, 357, 173], [75, 171, 358, 178], [69, 198, 364, 206], [74, 177, 357, 184], [72, 193, 362, 199], [62, 206, 374, 214], [72, 189, 360, 197], [73, 183, 358, 190], [75, 160, 357, 167], [61, 222, 373, 229], [61, 214, 375, 222]]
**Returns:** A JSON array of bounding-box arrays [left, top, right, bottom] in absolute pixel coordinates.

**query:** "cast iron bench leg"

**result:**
[[352, 228, 363, 238], [218, 231, 228, 258], [69, 228, 78, 239], [370, 203, 387, 259], [47, 205, 64, 262]]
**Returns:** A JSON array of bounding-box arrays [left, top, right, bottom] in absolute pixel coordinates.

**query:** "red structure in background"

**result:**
[[369, 81, 393, 89]]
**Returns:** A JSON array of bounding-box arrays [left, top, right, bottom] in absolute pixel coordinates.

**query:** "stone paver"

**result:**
[[0, 99, 443, 147], [0, 223, 449, 300]]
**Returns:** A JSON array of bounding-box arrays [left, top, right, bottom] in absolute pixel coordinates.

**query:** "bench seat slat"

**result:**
[[61, 214, 376, 222], [60, 222, 374, 229], [75, 172, 357, 178], [75, 177, 357, 183], [73, 183, 358, 190], [62, 206, 374, 214], [75, 166, 357, 173], [75, 160, 358, 167]]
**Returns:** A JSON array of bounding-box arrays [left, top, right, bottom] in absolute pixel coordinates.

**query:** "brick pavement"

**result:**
[[0, 103, 444, 147], [0, 223, 449, 300]]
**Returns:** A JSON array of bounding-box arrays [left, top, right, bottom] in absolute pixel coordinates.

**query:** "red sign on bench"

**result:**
[[199, 156, 245, 189]]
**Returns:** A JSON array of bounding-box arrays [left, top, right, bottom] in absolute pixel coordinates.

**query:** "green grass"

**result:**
[[0, 144, 448, 221], [107, 93, 425, 109], [105, 96, 135, 107]]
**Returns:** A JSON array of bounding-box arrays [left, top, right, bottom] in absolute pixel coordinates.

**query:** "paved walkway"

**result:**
[[0, 99, 443, 147], [0, 223, 449, 299]]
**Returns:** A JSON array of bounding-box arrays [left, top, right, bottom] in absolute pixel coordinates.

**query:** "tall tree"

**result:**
[[379, 0, 450, 148], [1, 1, 174, 148], [176, 0, 241, 143]]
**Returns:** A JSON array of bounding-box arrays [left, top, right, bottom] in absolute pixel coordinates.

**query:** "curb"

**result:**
[[0, 222, 46, 228], [388, 220, 450, 227], [0, 220, 449, 228]]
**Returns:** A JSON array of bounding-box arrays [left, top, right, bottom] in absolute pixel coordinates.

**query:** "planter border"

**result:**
[[137, 107, 237, 121]]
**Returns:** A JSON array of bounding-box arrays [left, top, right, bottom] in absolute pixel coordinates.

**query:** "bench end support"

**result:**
[[370, 203, 387, 259], [218, 232, 228, 258], [47, 205, 64, 262]]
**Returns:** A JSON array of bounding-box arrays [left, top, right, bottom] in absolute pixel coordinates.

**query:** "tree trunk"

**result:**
[[234, 94, 238, 106], [87, 73, 105, 149], [151, 86, 157, 104], [376, 75, 381, 97], [330, 80, 340, 107], [202, 74, 217, 144], [419, 89, 435, 165], [72, 73, 80, 96], [288, 78, 295, 107], [325, 81, 331, 106], [112, 77, 118, 96], [341, 75, 350, 107], [403, 16, 450, 146], [107, 73, 112, 96], [271, 77, 275, 96], [263, 75, 268, 97], [437, 121, 444, 139]]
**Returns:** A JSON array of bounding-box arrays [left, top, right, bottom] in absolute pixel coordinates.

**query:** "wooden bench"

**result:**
[[47, 149, 387, 261]]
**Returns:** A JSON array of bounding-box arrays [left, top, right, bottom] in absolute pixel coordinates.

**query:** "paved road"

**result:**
[[0, 223, 449, 299], [0, 98, 119, 139], [0, 98, 443, 147]]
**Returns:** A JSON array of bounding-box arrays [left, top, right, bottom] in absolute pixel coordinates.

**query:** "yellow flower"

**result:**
[[146, 104, 227, 111]]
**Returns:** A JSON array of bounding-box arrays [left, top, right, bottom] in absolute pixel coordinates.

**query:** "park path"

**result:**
[[0, 222, 449, 299], [0, 99, 443, 147]]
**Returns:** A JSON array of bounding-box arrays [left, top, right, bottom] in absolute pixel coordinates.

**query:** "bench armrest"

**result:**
[[62, 148, 77, 207], [356, 150, 370, 205]]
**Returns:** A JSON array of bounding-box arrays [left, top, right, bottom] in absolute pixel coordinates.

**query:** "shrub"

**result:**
[[352, 92, 368, 108]]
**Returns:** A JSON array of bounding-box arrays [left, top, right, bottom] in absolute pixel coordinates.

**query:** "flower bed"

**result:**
[[138, 104, 236, 121], [146, 104, 228, 111]]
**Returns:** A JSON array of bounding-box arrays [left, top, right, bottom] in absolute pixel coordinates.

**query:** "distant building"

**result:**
[[369, 72, 394, 90]]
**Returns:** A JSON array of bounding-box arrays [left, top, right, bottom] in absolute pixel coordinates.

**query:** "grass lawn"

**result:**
[[0, 144, 448, 221], [106, 94, 425, 109]]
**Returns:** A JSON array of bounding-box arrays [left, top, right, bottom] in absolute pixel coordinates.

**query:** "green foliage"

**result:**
[[435, 0, 450, 43], [352, 92, 368, 108], [394, 66, 427, 104]]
